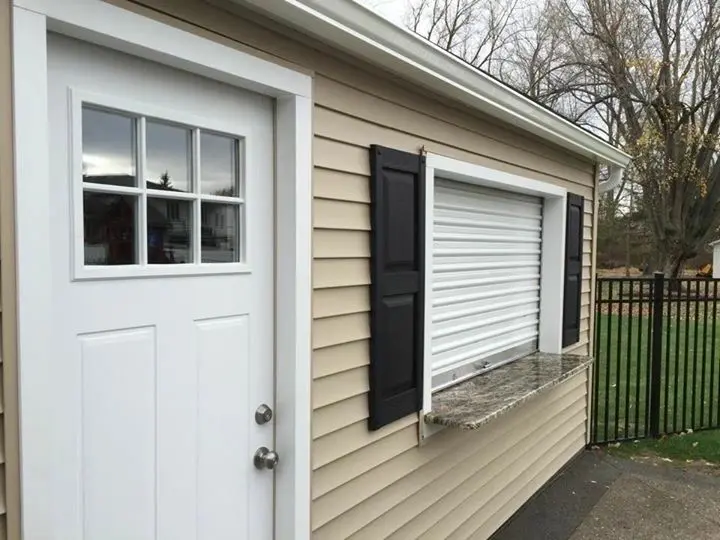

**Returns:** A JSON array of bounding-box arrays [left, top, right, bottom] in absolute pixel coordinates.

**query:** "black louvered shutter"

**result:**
[[563, 193, 584, 347], [368, 145, 425, 430]]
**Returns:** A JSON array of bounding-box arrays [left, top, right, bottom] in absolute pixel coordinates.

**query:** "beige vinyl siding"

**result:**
[[309, 97, 595, 353], [88, 2, 599, 538], [306, 45, 594, 540], [312, 373, 587, 538], [0, 0, 16, 537], [586, 167, 601, 443]]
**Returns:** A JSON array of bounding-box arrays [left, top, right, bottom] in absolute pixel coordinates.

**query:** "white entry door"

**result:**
[[44, 33, 275, 539]]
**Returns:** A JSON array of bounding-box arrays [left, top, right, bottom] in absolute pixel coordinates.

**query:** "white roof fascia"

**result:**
[[235, 0, 632, 168]]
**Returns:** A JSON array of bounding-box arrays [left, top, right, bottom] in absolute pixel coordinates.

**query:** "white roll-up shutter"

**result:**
[[431, 178, 543, 389]]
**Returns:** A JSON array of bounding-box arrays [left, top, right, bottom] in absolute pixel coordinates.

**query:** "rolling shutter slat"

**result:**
[[431, 179, 542, 389]]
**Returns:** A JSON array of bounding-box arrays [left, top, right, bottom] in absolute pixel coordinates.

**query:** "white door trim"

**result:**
[[12, 1, 313, 539]]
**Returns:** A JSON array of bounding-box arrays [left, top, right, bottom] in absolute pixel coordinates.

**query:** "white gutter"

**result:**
[[235, 0, 632, 169], [598, 165, 624, 193]]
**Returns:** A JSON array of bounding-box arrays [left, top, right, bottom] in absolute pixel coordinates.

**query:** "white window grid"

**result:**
[[73, 91, 250, 279]]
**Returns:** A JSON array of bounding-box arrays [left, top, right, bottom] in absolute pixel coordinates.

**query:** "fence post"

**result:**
[[649, 271, 664, 437]]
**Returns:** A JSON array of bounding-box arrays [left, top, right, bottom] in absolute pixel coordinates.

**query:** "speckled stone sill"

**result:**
[[425, 353, 593, 430]]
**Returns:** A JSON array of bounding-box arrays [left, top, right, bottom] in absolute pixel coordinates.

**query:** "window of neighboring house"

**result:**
[[80, 102, 244, 269], [423, 154, 567, 404]]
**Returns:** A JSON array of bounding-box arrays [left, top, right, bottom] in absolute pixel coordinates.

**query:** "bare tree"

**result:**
[[406, 1, 581, 110], [407, 0, 524, 72], [404, 0, 720, 276], [556, 0, 720, 275], [498, 2, 565, 98]]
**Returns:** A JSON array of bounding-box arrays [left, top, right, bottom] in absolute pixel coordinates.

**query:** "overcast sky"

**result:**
[[356, 0, 407, 25]]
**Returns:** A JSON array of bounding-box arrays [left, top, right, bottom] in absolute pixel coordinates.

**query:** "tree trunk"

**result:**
[[625, 224, 631, 276], [662, 253, 687, 279]]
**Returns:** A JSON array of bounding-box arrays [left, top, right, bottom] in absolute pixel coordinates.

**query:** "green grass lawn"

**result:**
[[593, 310, 720, 443], [607, 429, 720, 464]]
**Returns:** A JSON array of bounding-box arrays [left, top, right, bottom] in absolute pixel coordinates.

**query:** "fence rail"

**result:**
[[591, 273, 720, 444]]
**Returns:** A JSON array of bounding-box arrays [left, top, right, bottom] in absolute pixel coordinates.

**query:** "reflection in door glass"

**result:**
[[83, 192, 137, 265], [201, 203, 239, 263], [80, 102, 247, 270], [147, 197, 193, 264], [200, 132, 239, 197], [82, 107, 137, 187], [146, 120, 192, 193]]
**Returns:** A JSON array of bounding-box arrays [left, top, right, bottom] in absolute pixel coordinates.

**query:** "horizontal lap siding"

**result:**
[[312, 99, 595, 357], [110, 2, 599, 538], [312, 373, 588, 538], [311, 100, 593, 538]]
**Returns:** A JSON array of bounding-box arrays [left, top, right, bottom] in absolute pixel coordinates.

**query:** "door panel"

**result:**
[[80, 327, 157, 540], [196, 316, 251, 539], [47, 33, 275, 539]]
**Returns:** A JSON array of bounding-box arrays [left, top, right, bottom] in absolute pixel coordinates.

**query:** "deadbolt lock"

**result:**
[[255, 404, 273, 425]]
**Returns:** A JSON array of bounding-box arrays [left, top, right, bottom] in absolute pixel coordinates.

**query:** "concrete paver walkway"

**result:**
[[491, 450, 720, 540]]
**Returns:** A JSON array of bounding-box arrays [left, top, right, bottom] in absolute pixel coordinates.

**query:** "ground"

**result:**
[[518, 274, 720, 538], [607, 429, 720, 464], [491, 449, 720, 540]]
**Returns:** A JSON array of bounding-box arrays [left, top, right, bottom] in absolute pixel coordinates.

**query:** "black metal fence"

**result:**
[[591, 273, 720, 444]]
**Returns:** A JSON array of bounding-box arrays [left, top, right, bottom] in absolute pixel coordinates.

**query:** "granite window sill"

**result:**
[[424, 353, 593, 431]]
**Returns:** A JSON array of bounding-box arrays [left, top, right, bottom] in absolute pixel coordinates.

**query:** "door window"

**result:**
[[81, 104, 245, 268]]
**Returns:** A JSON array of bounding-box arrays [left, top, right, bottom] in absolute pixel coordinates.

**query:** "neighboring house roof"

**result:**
[[85, 174, 183, 192], [236, 0, 632, 169]]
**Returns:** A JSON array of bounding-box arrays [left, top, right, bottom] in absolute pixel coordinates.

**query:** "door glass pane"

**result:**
[[146, 120, 192, 193], [201, 203, 239, 263], [200, 132, 239, 197], [147, 197, 193, 264], [84, 192, 137, 265], [82, 106, 137, 187]]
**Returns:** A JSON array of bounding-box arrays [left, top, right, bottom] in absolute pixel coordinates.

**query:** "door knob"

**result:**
[[254, 447, 279, 470]]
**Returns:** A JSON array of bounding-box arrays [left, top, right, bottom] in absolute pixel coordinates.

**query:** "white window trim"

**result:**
[[12, 1, 312, 539], [421, 154, 567, 426]]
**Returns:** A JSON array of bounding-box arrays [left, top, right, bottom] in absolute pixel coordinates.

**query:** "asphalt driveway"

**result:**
[[491, 449, 720, 540]]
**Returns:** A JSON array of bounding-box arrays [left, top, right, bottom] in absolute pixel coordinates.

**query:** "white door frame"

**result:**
[[12, 1, 312, 538]]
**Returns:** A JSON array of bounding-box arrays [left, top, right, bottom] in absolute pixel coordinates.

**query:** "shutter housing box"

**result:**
[[368, 146, 425, 430], [562, 193, 584, 347]]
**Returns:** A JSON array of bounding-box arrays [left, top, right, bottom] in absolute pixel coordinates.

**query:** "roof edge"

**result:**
[[234, 0, 632, 168]]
